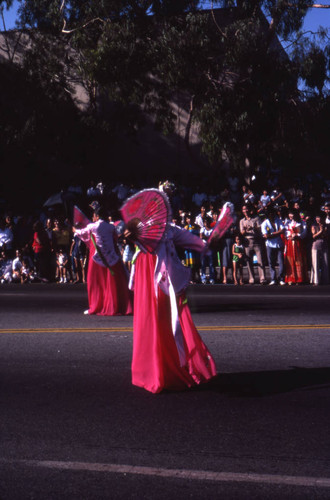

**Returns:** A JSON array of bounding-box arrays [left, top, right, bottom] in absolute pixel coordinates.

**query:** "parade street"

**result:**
[[0, 283, 330, 499]]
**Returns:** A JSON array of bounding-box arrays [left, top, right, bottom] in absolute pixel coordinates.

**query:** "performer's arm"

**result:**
[[73, 224, 93, 243], [171, 225, 206, 253]]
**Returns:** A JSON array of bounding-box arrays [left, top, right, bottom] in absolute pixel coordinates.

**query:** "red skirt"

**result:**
[[132, 252, 216, 393], [284, 239, 308, 284], [86, 243, 133, 316]]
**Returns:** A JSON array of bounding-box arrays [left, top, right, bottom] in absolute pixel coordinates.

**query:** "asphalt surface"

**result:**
[[0, 283, 330, 499]]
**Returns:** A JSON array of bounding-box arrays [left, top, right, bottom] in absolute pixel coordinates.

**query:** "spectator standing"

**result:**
[[177, 209, 186, 227], [258, 189, 271, 216], [270, 187, 286, 208], [284, 210, 309, 285], [184, 214, 201, 284], [52, 219, 73, 281], [194, 205, 207, 229], [52, 220, 71, 253], [45, 218, 54, 246], [200, 216, 215, 285], [310, 214, 329, 285], [70, 232, 86, 283], [32, 221, 51, 282], [239, 206, 267, 284], [246, 187, 256, 206], [324, 202, 330, 281], [220, 224, 235, 284], [45, 218, 56, 281], [261, 208, 285, 285], [121, 239, 135, 273]]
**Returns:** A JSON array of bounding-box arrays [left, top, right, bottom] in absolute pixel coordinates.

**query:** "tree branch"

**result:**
[[211, 0, 227, 39], [62, 16, 106, 34]]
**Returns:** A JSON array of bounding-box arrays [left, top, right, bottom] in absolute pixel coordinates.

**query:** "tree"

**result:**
[[1, 0, 330, 190]]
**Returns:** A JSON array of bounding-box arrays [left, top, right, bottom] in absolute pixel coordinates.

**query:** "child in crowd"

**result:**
[[56, 248, 68, 283], [184, 214, 201, 284], [21, 257, 36, 283], [232, 234, 245, 285]]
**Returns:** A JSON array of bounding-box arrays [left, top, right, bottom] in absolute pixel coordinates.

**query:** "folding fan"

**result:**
[[73, 205, 90, 229], [207, 202, 236, 248], [120, 189, 172, 253]]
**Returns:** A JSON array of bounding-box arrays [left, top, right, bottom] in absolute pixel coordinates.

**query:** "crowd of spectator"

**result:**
[[0, 173, 330, 286]]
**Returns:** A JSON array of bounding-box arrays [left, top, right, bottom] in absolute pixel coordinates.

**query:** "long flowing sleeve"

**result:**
[[74, 224, 93, 244], [171, 225, 206, 253]]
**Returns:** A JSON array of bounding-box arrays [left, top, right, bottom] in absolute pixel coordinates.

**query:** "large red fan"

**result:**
[[207, 202, 236, 248], [120, 189, 172, 253], [73, 205, 90, 229]]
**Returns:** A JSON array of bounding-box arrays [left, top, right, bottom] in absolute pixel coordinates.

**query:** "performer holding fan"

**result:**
[[72, 205, 132, 316], [121, 187, 217, 394]]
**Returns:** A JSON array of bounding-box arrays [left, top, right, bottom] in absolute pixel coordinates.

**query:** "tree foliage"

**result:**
[[1, 0, 329, 198]]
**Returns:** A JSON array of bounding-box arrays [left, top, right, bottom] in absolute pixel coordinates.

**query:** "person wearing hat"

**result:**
[[73, 206, 132, 316]]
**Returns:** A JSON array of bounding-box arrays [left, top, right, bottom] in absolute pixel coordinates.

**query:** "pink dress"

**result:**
[[75, 220, 132, 316], [131, 225, 216, 393]]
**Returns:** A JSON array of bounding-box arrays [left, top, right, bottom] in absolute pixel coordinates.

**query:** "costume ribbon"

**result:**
[[90, 234, 114, 276]]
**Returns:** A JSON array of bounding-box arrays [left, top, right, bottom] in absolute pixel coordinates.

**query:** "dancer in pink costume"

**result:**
[[125, 209, 216, 394], [73, 207, 132, 316]]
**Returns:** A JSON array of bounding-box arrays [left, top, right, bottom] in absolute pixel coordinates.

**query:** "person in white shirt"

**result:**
[[261, 208, 285, 285], [194, 205, 206, 229], [259, 190, 271, 209]]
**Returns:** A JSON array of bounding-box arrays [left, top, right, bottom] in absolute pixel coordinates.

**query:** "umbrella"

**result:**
[[43, 191, 77, 208], [43, 192, 64, 207]]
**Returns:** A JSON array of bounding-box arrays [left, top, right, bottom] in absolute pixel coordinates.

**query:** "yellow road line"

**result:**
[[0, 325, 329, 334]]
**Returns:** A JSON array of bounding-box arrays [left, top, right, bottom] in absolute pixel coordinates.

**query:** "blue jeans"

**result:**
[[266, 246, 284, 281], [201, 253, 215, 282]]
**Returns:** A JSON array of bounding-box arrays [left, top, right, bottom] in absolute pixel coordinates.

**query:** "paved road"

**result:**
[[0, 284, 329, 499]]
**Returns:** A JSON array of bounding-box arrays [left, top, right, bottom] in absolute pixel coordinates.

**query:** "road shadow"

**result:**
[[189, 302, 290, 313], [200, 366, 330, 397]]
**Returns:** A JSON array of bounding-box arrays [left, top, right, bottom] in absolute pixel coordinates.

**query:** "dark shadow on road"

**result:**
[[188, 302, 290, 313], [200, 367, 330, 397]]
